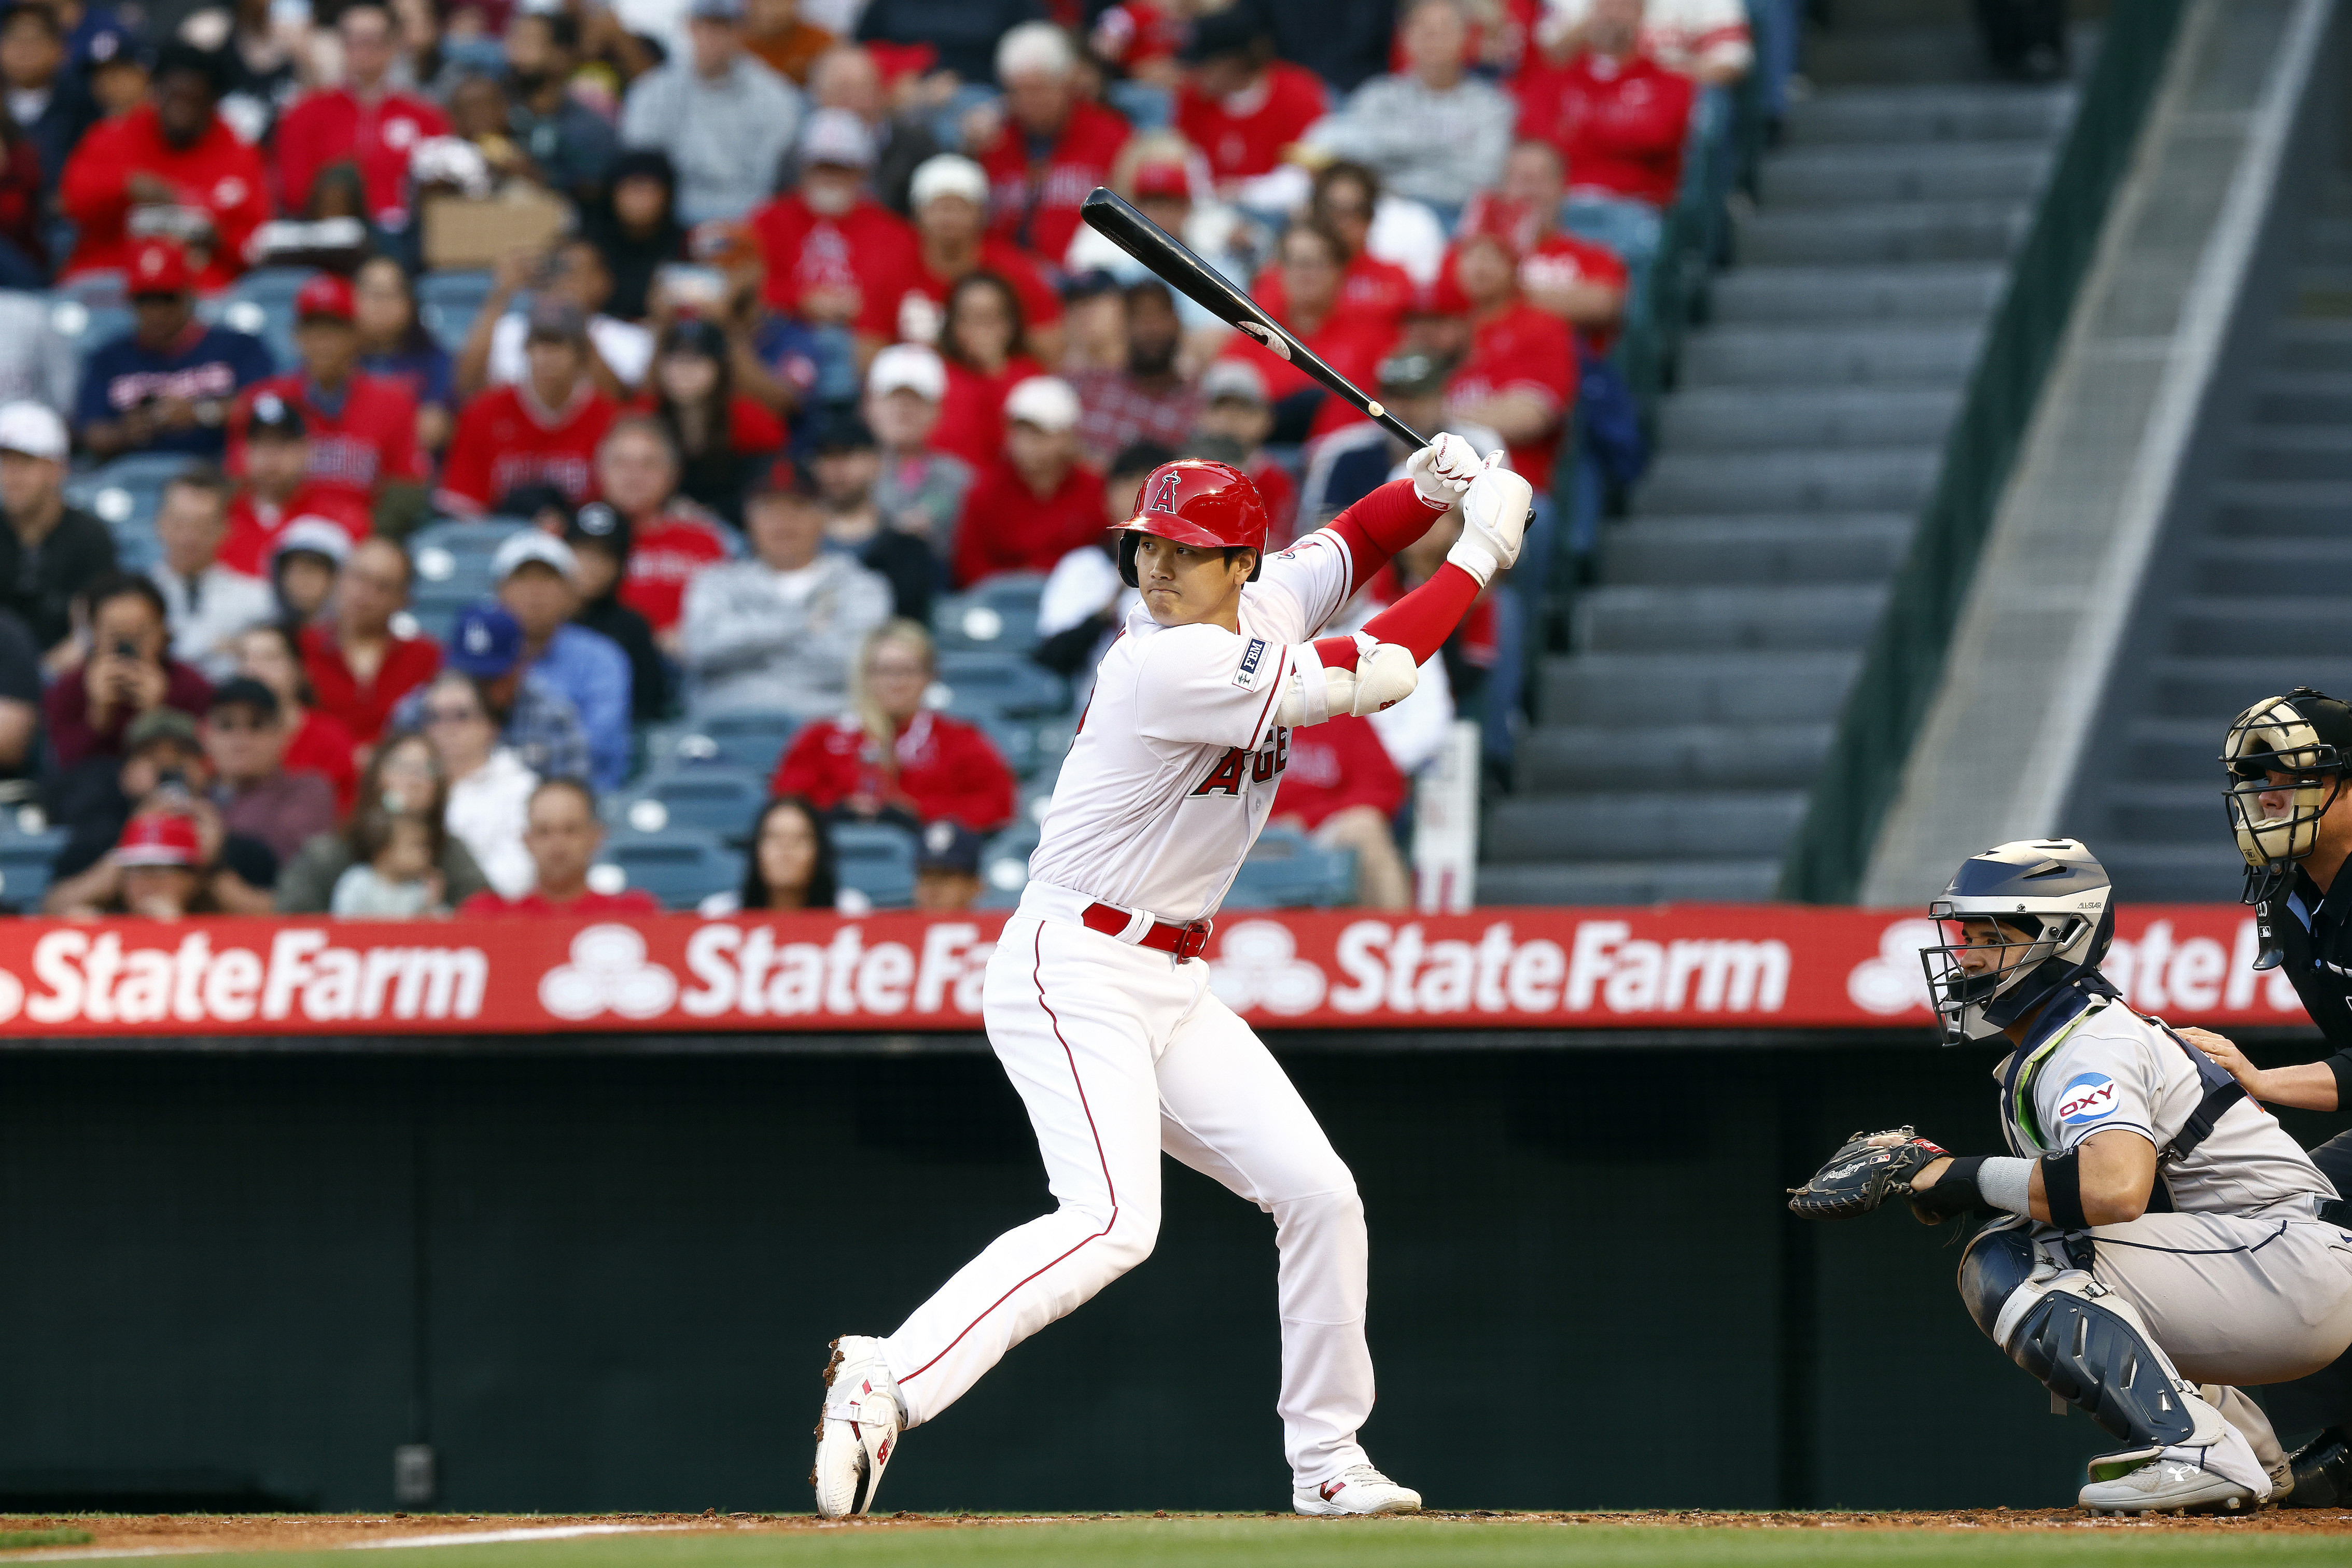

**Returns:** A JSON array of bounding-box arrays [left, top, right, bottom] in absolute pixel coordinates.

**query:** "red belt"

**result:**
[[1081, 901, 1215, 962]]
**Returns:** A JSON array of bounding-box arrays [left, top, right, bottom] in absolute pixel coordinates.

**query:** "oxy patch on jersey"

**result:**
[[2056, 1072, 2121, 1126]]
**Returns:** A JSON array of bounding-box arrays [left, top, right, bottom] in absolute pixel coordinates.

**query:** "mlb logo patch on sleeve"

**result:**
[[1233, 637, 1268, 690], [2056, 1073, 2121, 1126]]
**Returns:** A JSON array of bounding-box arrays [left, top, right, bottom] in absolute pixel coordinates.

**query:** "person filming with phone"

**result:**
[[43, 572, 214, 771]]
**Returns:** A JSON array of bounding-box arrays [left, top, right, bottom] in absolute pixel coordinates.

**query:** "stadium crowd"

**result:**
[[0, 0, 1788, 921]]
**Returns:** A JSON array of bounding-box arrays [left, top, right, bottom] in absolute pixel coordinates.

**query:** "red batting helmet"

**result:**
[[1115, 459, 1270, 587]]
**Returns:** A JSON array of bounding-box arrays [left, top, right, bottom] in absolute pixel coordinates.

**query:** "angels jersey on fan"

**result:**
[[1025, 529, 1357, 924]]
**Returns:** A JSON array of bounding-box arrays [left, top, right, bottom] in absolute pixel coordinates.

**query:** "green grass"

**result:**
[[0, 1528, 93, 1549], [75, 1519, 2352, 1568]]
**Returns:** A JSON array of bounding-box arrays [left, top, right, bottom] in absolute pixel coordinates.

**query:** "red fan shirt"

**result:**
[[458, 887, 663, 917], [1247, 452, 1299, 549], [437, 383, 621, 514], [888, 237, 1065, 345], [750, 191, 922, 334], [300, 622, 443, 747], [1249, 248, 1418, 339], [59, 105, 271, 285], [1270, 714, 1406, 831], [274, 87, 451, 222], [974, 97, 1131, 262], [1175, 61, 1330, 186], [1443, 203, 1631, 356], [771, 709, 1018, 833], [1446, 299, 1577, 490], [229, 372, 426, 506], [285, 705, 362, 814], [217, 481, 375, 577], [1513, 52, 1697, 209], [952, 456, 1108, 587], [620, 511, 735, 634], [623, 394, 787, 461], [1214, 309, 1399, 440], [930, 355, 1042, 473]]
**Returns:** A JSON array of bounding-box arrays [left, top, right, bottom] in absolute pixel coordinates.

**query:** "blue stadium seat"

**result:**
[[590, 829, 743, 912], [831, 822, 917, 908], [402, 588, 473, 647], [1224, 826, 1357, 910], [417, 270, 496, 353], [0, 827, 68, 912], [977, 823, 1039, 909], [58, 271, 125, 307], [972, 712, 1037, 777], [409, 517, 527, 601], [49, 298, 131, 351], [932, 651, 1069, 719], [651, 709, 800, 777], [610, 766, 768, 844], [68, 454, 197, 571], [227, 265, 319, 302], [934, 571, 1049, 653]]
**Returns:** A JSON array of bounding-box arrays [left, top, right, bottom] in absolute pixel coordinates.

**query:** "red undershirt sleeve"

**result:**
[[1321, 478, 1448, 594], [1310, 563, 1483, 670]]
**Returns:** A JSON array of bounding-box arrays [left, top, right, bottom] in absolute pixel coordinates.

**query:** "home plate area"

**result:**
[[4, 1509, 2350, 1565]]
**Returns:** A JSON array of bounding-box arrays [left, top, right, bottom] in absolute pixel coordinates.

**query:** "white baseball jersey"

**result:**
[[1025, 528, 1358, 923]]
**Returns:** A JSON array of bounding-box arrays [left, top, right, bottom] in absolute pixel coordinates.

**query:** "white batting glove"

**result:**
[[1446, 463, 1534, 587], [1406, 432, 1482, 508]]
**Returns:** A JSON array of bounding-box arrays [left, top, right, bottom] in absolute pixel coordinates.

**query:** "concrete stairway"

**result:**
[[2067, 174, 2352, 903], [1482, 15, 2076, 905]]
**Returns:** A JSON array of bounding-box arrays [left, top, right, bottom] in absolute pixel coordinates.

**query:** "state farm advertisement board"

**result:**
[[0, 906, 2312, 1039]]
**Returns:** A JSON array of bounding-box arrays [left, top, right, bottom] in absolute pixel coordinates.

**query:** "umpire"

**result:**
[[2176, 687, 2352, 1504]]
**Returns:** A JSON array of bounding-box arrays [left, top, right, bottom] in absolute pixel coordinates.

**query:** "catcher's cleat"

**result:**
[[1293, 1463, 1421, 1516], [2281, 1426, 2351, 1509], [812, 1335, 903, 1518], [2079, 1454, 2260, 1516]]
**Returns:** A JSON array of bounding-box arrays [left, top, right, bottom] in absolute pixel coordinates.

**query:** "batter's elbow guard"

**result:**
[[1274, 640, 1417, 726]]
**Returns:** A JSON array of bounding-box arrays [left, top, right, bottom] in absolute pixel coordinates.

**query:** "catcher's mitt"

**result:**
[[1786, 1127, 1950, 1220]]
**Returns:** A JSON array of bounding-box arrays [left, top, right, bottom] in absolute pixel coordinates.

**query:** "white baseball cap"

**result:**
[[1200, 359, 1269, 405], [800, 106, 876, 170], [492, 529, 579, 584], [0, 400, 67, 461], [271, 516, 353, 566], [867, 342, 947, 402], [1004, 375, 1080, 433], [909, 153, 989, 210]]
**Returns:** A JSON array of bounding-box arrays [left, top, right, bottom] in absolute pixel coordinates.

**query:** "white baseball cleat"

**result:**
[[1293, 1463, 1422, 1516], [811, 1335, 903, 1518], [2079, 1456, 2260, 1516]]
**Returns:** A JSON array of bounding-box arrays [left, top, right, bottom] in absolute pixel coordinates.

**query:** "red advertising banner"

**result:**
[[0, 905, 2313, 1038]]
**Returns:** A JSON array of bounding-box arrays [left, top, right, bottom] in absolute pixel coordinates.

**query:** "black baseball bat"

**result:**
[[1079, 187, 1430, 449]]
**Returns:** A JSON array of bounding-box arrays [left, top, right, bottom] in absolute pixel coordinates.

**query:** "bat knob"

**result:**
[[1366, 401, 1384, 418]]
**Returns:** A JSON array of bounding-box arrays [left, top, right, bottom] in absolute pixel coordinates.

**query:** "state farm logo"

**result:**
[[1847, 919, 1938, 1015], [539, 925, 677, 1021], [1209, 920, 1326, 1016], [7, 928, 486, 1025]]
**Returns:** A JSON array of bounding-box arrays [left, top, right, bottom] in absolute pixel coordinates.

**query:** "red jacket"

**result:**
[[218, 481, 374, 577], [931, 355, 1041, 474], [285, 705, 361, 814], [300, 622, 442, 747], [1271, 714, 1406, 831], [1250, 249, 1417, 339], [975, 97, 1131, 262], [437, 383, 620, 514], [274, 87, 450, 221], [229, 372, 427, 506], [1175, 61, 1329, 185], [772, 710, 1017, 833], [1446, 298, 1576, 490], [1514, 51, 1696, 209], [750, 191, 921, 334], [953, 456, 1107, 587], [60, 106, 271, 285], [619, 511, 735, 634]]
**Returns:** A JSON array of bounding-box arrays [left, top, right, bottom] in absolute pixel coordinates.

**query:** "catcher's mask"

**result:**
[[2222, 687, 2352, 904], [1920, 838, 2114, 1047]]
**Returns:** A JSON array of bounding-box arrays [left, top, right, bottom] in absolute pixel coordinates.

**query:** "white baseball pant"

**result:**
[[876, 894, 1376, 1487]]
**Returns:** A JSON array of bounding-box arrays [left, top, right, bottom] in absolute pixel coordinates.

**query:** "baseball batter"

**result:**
[[813, 435, 1529, 1517]]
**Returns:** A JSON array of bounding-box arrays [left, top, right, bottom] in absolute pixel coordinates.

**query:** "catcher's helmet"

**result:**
[[1920, 838, 2114, 1047], [2221, 687, 2352, 902], [1115, 459, 1269, 588]]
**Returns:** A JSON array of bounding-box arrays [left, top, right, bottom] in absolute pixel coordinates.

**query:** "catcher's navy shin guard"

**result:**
[[2011, 1290, 2200, 1448], [1957, 1218, 2039, 1340]]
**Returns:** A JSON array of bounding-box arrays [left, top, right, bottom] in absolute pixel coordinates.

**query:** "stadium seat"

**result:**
[[650, 709, 800, 777], [831, 822, 917, 908], [972, 712, 1038, 776], [931, 651, 1069, 719], [589, 828, 743, 912], [977, 823, 1039, 909], [68, 454, 197, 571], [1224, 826, 1356, 910], [402, 587, 473, 647], [58, 271, 125, 307], [0, 827, 68, 913], [934, 571, 1048, 653], [49, 298, 131, 351], [610, 766, 768, 844], [417, 270, 496, 353], [409, 517, 527, 600]]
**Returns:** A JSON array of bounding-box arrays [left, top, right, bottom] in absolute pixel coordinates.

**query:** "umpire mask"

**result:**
[[2222, 688, 2352, 903], [1920, 839, 2114, 1046]]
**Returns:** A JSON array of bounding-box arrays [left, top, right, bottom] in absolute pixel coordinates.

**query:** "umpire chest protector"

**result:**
[[2255, 871, 2352, 1053]]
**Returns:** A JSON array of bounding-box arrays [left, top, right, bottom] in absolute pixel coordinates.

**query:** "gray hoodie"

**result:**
[[680, 552, 893, 715]]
